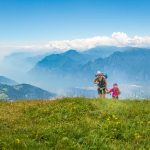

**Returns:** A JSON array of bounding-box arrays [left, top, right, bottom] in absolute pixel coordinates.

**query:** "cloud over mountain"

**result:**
[[1, 32, 150, 58], [32, 32, 150, 50]]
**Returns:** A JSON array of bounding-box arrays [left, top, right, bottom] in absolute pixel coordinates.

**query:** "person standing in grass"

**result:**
[[94, 71, 107, 98], [107, 83, 121, 99]]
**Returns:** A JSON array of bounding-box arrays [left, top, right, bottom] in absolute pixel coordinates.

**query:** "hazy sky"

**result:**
[[0, 0, 150, 56]]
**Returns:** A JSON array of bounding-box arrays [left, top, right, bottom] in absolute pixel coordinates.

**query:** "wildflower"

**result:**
[[16, 139, 20, 144], [107, 118, 110, 121], [116, 122, 120, 125], [134, 133, 141, 139], [112, 115, 115, 118], [112, 115, 118, 120]]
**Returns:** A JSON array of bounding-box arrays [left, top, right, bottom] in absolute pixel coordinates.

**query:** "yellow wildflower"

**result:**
[[16, 139, 20, 144]]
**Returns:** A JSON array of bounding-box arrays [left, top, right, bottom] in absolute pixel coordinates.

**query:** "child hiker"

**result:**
[[107, 83, 120, 99]]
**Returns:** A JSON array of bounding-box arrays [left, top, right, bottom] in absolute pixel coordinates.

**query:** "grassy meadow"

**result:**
[[0, 98, 150, 150]]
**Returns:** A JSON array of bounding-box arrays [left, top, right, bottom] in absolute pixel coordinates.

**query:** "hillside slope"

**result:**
[[0, 98, 149, 150], [0, 83, 56, 100], [0, 76, 17, 85]]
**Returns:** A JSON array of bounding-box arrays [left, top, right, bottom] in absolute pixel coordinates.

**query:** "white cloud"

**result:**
[[45, 32, 150, 50], [1, 32, 150, 58]]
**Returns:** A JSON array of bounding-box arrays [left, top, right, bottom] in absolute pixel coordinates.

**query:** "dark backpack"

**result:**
[[104, 74, 108, 79]]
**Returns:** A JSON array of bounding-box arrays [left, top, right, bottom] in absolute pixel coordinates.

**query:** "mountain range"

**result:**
[[0, 76, 56, 100], [82, 48, 150, 83], [30, 47, 150, 87], [1, 46, 150, 98]]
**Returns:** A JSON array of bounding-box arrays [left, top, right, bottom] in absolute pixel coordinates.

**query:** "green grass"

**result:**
[[0, 98, 150, 150]]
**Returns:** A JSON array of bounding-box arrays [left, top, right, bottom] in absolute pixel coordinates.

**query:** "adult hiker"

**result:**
[[94, 71, 107, 98]]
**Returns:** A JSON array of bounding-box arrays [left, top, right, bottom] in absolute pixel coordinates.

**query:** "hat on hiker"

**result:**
[[96, 71, 102, 76]]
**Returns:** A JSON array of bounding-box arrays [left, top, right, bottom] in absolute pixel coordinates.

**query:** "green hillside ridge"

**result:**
[[0, 83, 56, 100], [0, 98, 150, 150]]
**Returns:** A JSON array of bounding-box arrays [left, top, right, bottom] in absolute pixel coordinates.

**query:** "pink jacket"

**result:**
[[109, 87, 120, 97]]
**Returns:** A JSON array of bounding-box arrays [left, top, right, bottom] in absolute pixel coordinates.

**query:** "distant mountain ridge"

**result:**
[[84, 48, 150, 82], [3, 52, 49, 73], [82, 46, 118, 59], [2, 46, 150, 98], [0, 76, 18, 85], [30, 49, 92, 75], [0, 83, 56, 100], [0, 76, 56, 100], [30, 47, 150, 91]]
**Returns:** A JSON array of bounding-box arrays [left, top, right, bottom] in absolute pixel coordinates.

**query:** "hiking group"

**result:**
[[94, 71, 121, 99]]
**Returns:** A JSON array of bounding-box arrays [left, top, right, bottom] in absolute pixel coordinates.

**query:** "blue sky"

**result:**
[[0, 0, 150, 43]]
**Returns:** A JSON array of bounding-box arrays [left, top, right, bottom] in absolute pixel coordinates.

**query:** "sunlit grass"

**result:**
[[0, 98, 150, 149]]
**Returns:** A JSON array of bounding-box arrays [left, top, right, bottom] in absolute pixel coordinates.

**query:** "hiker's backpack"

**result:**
[[104, 73, 108, 79]]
